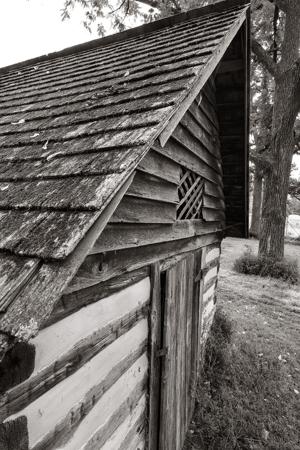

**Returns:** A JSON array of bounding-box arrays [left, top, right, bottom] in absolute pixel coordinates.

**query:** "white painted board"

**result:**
[[204, 266, 218, 284], [205, 247, 220, 264], [61, 354, 148, 450], [31, 277, 150, 374], [101, 394, 146, 450], [6, 320, 148, 449]]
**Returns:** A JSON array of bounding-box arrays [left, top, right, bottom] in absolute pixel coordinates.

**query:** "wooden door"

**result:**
[[159, 251, 203, 450]]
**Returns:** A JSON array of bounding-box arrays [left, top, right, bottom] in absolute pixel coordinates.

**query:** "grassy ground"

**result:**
[[185, 237, 300, 450]]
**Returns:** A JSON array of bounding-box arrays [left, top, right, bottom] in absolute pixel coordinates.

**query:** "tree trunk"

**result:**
[[258, 3, 300, 260], [250, 168, 263, 238], [258, 145, 293, 259], [259, 69, 300, 259]]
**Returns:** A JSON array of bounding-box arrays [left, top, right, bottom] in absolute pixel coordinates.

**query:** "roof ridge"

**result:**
[[0, 0, 249, 74]]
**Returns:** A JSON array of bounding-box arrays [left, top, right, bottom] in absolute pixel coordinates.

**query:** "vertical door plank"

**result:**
[[177, 259, 186, 450], [185, 254, 194, 425], [190, 250, 202, 416], [198, 247, 208, 364], [148, 263, 162, 450], [160, 266, 176, 450]]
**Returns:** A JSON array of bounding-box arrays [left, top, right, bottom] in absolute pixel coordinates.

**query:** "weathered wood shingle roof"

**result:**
[[0, 0, 249, 357]]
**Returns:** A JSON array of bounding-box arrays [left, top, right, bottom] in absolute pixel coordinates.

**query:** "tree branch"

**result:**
[[136, 0, 159, 7], [252, 37, 279, 78], [170, 0, 182, 13]]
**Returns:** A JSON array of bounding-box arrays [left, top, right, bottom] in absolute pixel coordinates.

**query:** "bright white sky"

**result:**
[[0, 0, 146, 68], [0, 0, 299, 177], [0, 0, 98, 67]]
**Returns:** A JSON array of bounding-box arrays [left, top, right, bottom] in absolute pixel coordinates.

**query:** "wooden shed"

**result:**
[[0, 0, 250, 448]]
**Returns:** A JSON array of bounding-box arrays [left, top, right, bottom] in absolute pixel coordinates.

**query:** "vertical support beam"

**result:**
[[244, 10, 251, 238], [189, 249, 202, 415], [148, 263, 162, 450], [197, 247, 207, 369]]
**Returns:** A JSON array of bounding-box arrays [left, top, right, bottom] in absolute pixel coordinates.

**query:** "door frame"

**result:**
[[148, 249, 205, 450]]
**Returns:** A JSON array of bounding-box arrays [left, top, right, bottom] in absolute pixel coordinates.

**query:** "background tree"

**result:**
[[251, 0, 300, 259], [61, 0, 216, 35], [250, 67, 273, 237], [248, 0, 280, 238], [62, 0, 300, 260], [289, 177, 300, 202]]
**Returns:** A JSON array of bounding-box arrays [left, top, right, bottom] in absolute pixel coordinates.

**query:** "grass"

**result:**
[[184, 238, 300, 450], [233, 249, 299, 284]]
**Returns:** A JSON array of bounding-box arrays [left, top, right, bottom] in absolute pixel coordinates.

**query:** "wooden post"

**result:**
[[197, 247, 207, 371], [189, 249, 202, 417], [148, 263, 162, 450]]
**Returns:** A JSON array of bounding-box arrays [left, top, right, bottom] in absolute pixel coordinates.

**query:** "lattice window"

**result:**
[[176, 168, 204, 220]]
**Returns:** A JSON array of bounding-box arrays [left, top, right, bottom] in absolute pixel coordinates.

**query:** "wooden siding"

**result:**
[[199, 244, 221, 351], [2, 278, 150, 450], [59, 238, 221, 450], [73, 232, 220, 293], [101, 76, 224, 251], [46, 267, 149, 326], [90, 221, 221, 255], [110, 160, 179, 225], [0, 243, 222, 450]]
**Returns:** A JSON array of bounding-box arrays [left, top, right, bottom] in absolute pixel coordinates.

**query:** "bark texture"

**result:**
[[250, 70, 272, 239], [250, 170, 263, 237]]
